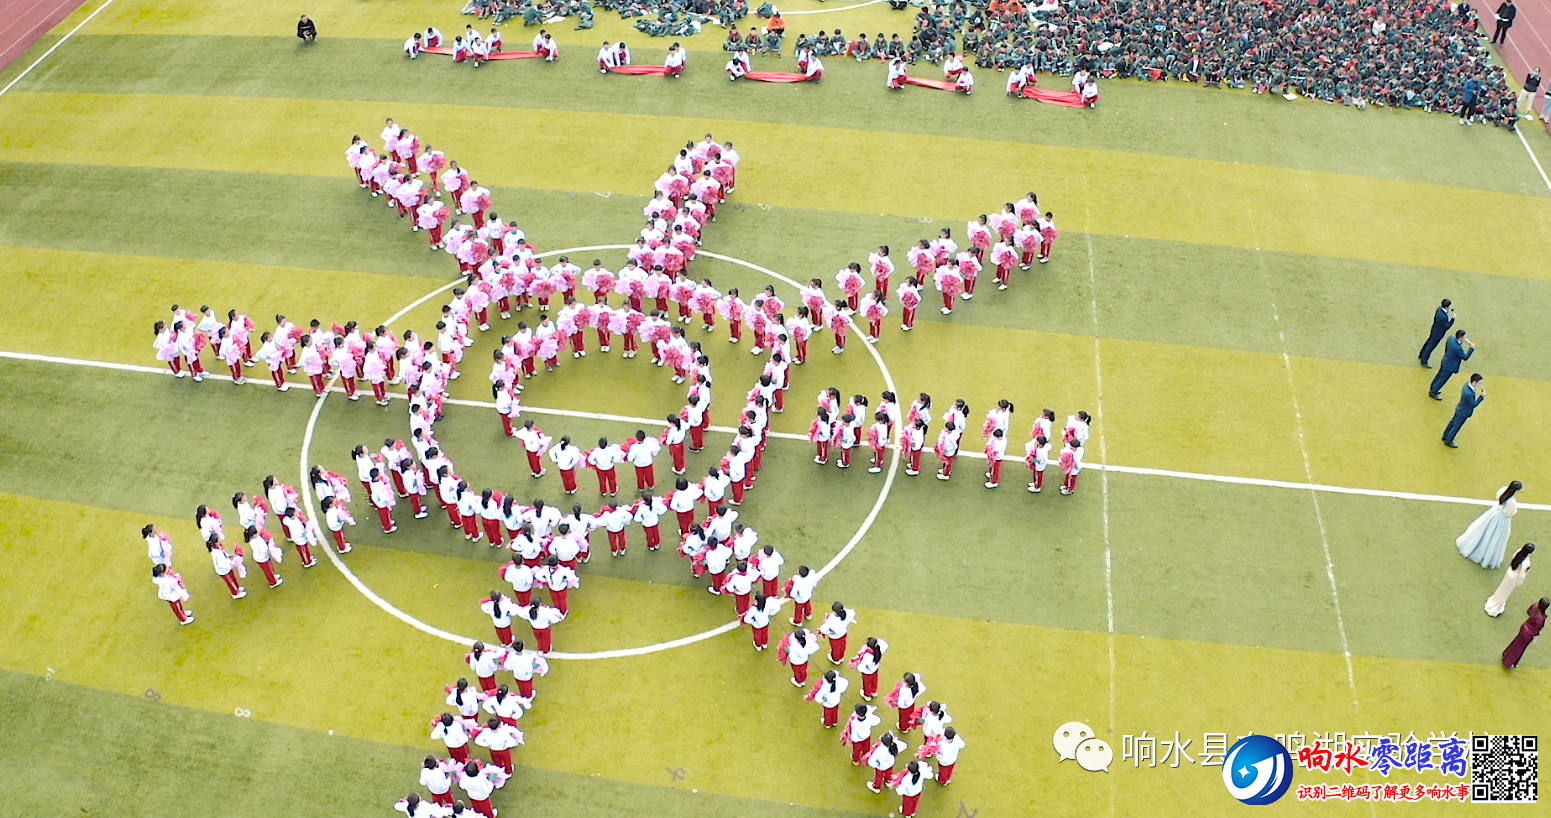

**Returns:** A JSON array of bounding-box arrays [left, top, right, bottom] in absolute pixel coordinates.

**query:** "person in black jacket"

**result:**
[[1493, 0, 1516, 45], [297, 15, 317, 43], [1518, 67, 1541, 121]]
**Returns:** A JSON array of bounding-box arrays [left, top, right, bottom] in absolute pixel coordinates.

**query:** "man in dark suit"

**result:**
[[1418, 299, 1454, 367], [1443, 375, 1485, 448], [1428, 329, 1474, 399], [1493, 0, 1517, 45]]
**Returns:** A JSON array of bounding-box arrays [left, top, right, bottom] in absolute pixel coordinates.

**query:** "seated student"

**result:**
[[828, 30, 845, 56], [297, 15, 317, 43], [406, 32, 423, 58], [872, 32, 886, 58], [725, 28, 743, 50], [954, 68, 974, 94], [849, 34, 873, 61], [764, 29, 782, 54], [766, 11, 785, 36], [744, 29, 761, 50], [726, 48, 751, 79]]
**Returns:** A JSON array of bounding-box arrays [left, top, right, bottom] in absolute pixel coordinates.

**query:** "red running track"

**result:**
[[1473, 0, 1551, 119], [0, 0, 90, 74]]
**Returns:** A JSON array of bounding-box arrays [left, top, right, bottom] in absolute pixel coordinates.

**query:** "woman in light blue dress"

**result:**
[[1457, 481, 1522, 569]]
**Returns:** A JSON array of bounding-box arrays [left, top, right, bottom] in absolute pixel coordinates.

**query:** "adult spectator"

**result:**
[[1518, 67, 1541, 121], [297, 15, 317, 44], [1493, 0, 1516, 46], [1460, 74, 1483, 126]]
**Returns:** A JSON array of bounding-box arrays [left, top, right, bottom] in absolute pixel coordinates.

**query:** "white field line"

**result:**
[[1083, 229, 1119, 768], [1, 347, 1541, 513], [781, 0, 887, 14], [0, 0, 118, 99]]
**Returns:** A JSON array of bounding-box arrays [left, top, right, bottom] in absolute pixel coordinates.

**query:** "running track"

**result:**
[[1473, 0, 1551, 122], [0, 0, 89, 73]]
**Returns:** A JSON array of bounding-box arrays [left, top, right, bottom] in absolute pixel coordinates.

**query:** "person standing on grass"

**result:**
[[1493, 1, 1516, 46], [1059, 438, 1085, 495], [1460, 73, 1484, 125], [245, 525, 283, 589], [297, 15, 317, 44], [1418, 299, 1455, 368], [1457, 481, 1520, 568], [819, 601, 857, 665], [419, 757, 458, 808], [1442, 374, 1486, 448], [207, 538, 245, 599], [778, 628, 818, 686], [892, 760, 934, 818], [1519, 68, 1541, 121], [1487, 544, 1534, 616], [806, 669, 850, 728], [844, 704, 883, 766], [865, 732, 903, 792], [1502, 597, 1549, 669], [1428, 330, 1474, 398], [933, 727, 966, 785], [152, 564, 193, 624], [887, 672, 925, 733]]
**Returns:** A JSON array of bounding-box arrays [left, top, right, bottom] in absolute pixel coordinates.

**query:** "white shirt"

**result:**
[[626, 437, 661, 466], [819, 608, 856, 639], [785, 633, 818, 665], [787, 571, 817, 603], [755, 549, 784, 580], [549, 443, 582, 470], [741, 595, 783, 628], [814, 674, 849, 707]]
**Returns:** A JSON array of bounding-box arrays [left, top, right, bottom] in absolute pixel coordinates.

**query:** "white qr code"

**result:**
[[1471, 734, 1538, 803]]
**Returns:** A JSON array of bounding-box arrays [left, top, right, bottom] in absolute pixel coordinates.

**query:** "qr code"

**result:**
[[1471, 734, 1538, 803]]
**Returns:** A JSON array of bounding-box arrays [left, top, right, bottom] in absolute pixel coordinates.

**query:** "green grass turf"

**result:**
[[4, 1, 1551, 815]]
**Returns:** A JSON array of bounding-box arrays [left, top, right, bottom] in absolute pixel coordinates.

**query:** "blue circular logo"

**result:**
[[1222, 735, 1293, 805]]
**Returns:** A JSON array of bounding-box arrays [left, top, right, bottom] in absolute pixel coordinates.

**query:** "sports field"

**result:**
[[2, 1, 1550, 815]]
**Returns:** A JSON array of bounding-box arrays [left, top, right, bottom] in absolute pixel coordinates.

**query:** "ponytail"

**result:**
[[1500, 481, 1524, 504]]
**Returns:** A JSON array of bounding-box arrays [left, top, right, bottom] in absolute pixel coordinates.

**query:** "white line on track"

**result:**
[[2, 347, 1542, 512], [1515, 125, 1551, 193], [1252, 236, 1361, 718], [1083, 229, 1119, 773], [0, 0, 117, 100]]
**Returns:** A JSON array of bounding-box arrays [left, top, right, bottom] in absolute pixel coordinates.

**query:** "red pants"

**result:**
[[607, 529, 627, 555], [446, 505, 462, 527], [513, 588, 532, 606], [689, 424, 704, 450], [596, 467, 618, 495], [965, 275, 977, 295], [774, 388, 785, 411], [570, 332, 585, 354], [829, 634, 847, 663], [734, 592, 750, 616], [872, 767, 892, 791], [791, 600, 811, 625], [1041, 237, 1055, 259], [551, 587, 569, 614], [463, 512, 481, 540], [763, 576, 779, 598], [516, 677, 535, 698], [377, 506, 395, 532], [429, 224, 443, 246], [791, 661, 808, 684], [330, 528, 349, 552], [341, 376, 356, 398], [670, 442, 685, 472], [862, 671, 879, 699], [372, 381, 387, 402], [596, 328, 611, 348], [534, 627, 553, 653], [258, 560, 279, 587], [295, 542, 315, 566], [675, 510, 695, 537], [814, 440, 829, 463], [997, 263, 1012, 283], [644, 524, 661, 550], [938, 762, 955, 785], [449, 744, 470, 763], [709, 569, 726, 592], [623, 334, 638, 353], [940, 455, 955, 477], [942, 292, 955, 310], [1021, 248, 1036, 266], [901, 793, 920, 817], [470, 797, 495, 818], [730, 479, 745, 504], [490, 747, 513, 774], [430, 790, 454, 807], [309, 373, 326, 395], [526, 450, 544, 476], [227, 361, 242, 380], [165, 358, 183, 375], [220, 571, 242, 597], [838, 447, 852, 467], [851, 737, 872, 765], [667, 65, 683, 77], [908, 449, 923, 472], [483, 518, 504, 546], [871, 448, 886, 469], [730, 322, 742, 341], [635, 464, 655, 489], [1033, 468, 1045, 489], [478, 674, 497, 693], [752, 623, 769, 648], [834, 331, 847, 349], [472, 211, 485, 229], [270, 368, 286, 389], [501, 414, 515, 437], [561, 468, 577, 493], [823, 705, 840, 727], [987, 459, 1002, 485], [1064, 471, 1079, 492], [796, 337, 808, 362], [898, 705, 916, 732], [702, 310, 715, 327], [496, 623, 514, 645], [168, 599, 191, 622]]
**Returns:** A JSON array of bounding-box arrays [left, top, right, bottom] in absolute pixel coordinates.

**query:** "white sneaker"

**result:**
[[941, 307, 952, 315], [868, 466, 882, 473]]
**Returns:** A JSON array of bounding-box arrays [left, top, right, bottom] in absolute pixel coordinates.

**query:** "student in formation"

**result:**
[[893, 760, 934, 817], [819, 601, 858, 664], [806, 669, 850, 728], [888, 672, 926, 732], [430, 713, 472, 763], [741, 592, 783, 650], [464, 641, 504, 692], [934, 420, 962, 481], [809, 408, 833, 464], [860, 290, 888, 343], [480, 590, 521, 647], [369, 468, 400, 533], [457, 759, 505, 818], [843, 703, 883, 765], [865, 732, 905, 792], [321, 496, 356, 552], [984, 428, 1008, 488], [244, 525, 283, 588], [419, 756, 458, 808], [586, 437, 625, 496], [849, 636, 889, 700], [779, 628, 819, 685], [547, 435, 583, 494], [932, 725, 966, 785], [521, 600, 564, 654], [632, 491, 669, 551], [665, 43, 687, 77], [472, 718, 522, 774], [151, 564, 193, 624], [1025, 434, 1050, 492], [279, 507, 320, 568], [514, 420, 551, 478], [865, 412, 889, 473], [1059, 438, 1084, 495], [786, 564, 818, 624], [626, 430, 661, 490], [501, 638, 549, 699]]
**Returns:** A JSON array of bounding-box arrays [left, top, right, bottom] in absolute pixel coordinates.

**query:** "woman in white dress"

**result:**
[[1486, 544, 1535, 616], [1457, 482, 1522, 569]]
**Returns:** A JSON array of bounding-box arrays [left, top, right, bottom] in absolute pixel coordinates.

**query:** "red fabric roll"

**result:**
[[1021, 86, 1086, 107], [744, 71, 816, 83], [902, 76, 958, 90], [609, 64, 671, 75]]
